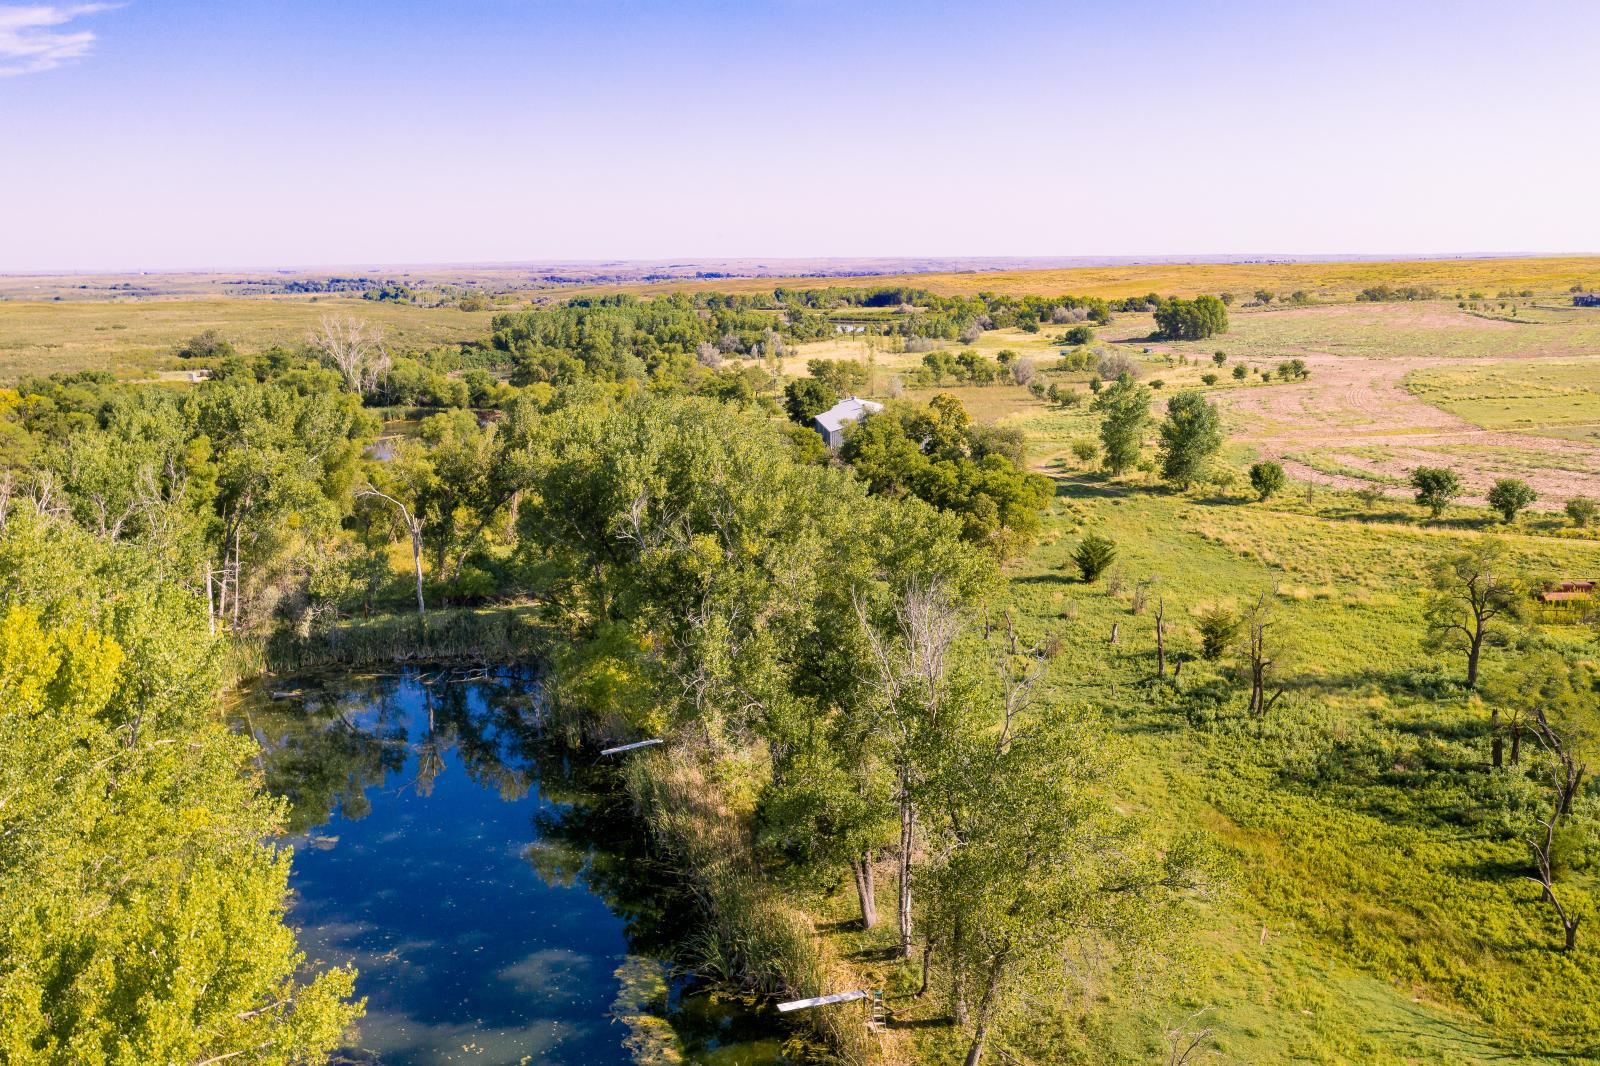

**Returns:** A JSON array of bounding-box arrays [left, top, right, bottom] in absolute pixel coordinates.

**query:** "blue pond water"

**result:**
[[242, 670, 798, 1066]]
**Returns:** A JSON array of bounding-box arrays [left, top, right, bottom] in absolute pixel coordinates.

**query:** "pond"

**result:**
[[239, 669, 810, 1065]]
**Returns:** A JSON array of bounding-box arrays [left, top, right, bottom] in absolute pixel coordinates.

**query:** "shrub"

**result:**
[[1565, 496, 1598, 527], [1097, 351, 1141, 380], [1072, 533, 1117, 582], [1200, 373, 1219, 386], [1062, 324, 1095, 346], [175, 329, 236, 360], [1232, 364, 1248, 380], [1249, 461, 1287, 501], [1213, 351, 1227, 365], [1486, 478, 1536, 523], [1071, 439, 1100, 465], [1195, 605, 1240, 660]]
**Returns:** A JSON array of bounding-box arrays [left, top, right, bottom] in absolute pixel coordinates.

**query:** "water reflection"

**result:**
[[241, 670, 802, 1066]]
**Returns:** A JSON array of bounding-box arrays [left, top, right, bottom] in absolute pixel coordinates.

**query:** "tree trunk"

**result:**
[[897, 792, 914, 960], [950, 919, 967, 1026], [1467, 627, 1484, 688], [1155, 599, 1166, 679], [850, 851, 877, 930], [1510, 728, 1522, 766], [410, 526, 427, 618], [961, 962, 1005, 1066], [1490, 706, 1503, 769]]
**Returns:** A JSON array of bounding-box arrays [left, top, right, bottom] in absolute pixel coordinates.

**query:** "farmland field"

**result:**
[[0, 296, 496, 380]]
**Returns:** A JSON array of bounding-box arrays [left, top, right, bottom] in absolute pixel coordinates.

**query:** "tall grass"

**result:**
[[251, 606, 543, 675], [621, 749, 880, 1065]]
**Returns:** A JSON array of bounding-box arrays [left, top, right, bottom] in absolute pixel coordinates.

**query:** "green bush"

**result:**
[[1072, 533, 1117, 582]]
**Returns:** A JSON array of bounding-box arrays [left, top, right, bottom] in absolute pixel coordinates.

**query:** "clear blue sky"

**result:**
[[2, 0, 1597, 270]]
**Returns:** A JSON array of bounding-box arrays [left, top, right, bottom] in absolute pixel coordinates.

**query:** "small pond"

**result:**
[[239, 669, 811, 1065]]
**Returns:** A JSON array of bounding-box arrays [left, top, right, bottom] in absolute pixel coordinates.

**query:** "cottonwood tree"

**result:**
[[1156, 391, 1224, 490], [857, 579, 964, 961], [0, 512, 361, 1062], [924, 697, 1205, 1066], [1424, 540, 1521, 689], [1094, 374, 1152, 475]]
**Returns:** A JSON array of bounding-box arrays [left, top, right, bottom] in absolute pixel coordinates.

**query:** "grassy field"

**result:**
[[1407, 360, 1600, 438], [607, 255, 1600, 302], [0, 296, 496, 380], [787, 464, 1600, 1063]]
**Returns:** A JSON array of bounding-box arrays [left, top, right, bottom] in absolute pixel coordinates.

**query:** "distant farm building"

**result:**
[[1539, 580, 1596, 604], [1575, 293, 1600, 307], [813, 396, 883, 449]]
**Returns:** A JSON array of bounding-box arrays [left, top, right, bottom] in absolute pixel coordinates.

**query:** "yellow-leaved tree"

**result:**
[[0, 509, 361, 1064]]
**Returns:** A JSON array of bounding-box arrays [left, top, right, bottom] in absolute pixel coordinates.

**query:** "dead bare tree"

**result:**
[[314, 315, 391, 396], [1155, 597, 1168, 680], [1527, 704, 1588, 951], [1245, 592, 1283, 716], [1166, 1008, 1217, 1065]]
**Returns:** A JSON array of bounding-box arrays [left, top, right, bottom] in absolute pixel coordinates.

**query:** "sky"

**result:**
[[1, 0, 1597, 271]]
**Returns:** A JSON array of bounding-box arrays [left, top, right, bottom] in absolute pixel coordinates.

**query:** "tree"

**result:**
[[1411, 466, 1461, 519], [1212, 351, 1227, 366], [1195, 605, 1239, 661], [356, 487, 426, 616], [857, 580, 964, 961], [925, 697, 1203, 1066], [1094, 374, 1152, 475], [174, 328, 236, 360], [1062, 324, 1095, 346], [1507, 653, 1596, 950], [1487, 478, 1536, 522], [1424, 540, 1520, 688], [1565, 496, 1597, 527], [806, 357, 869, 397], [313, 314, 391, 396], [783, 377, 838, 423], [1156, 391, 1224, 490], [1072, 533, 1117, 582], [1244, 592, 1282, 715], [1153, 295, 1229, 341], [0, 511, 360, 1062], [1249, 461, 1286, 501]]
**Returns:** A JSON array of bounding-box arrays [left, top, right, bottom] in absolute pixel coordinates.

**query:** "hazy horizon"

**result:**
[[4, 0, 1598, 272]]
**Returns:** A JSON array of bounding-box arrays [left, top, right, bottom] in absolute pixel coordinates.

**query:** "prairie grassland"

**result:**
[[804, 475, 1600, 1064], [0, 297, 496, 380], [611, 255, 1600, 301], [1407, 359, 1600, 436]]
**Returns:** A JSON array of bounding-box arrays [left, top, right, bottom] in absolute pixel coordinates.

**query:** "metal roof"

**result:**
[[814, 396, 883, 433]]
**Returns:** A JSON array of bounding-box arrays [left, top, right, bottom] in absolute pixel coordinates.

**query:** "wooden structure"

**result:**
[[1539, 580, 1596, 604]]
